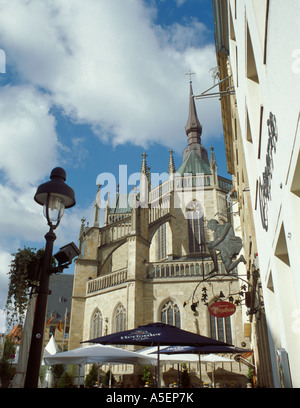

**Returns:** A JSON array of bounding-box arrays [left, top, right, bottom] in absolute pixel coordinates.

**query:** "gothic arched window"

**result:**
[[157, 223, 167, 260], [186, 200, 205, 253], [210, 314, 232, 344], [91, 309, 102, 339], [160, 300, 181, 328], [114, 304, 126, 333]]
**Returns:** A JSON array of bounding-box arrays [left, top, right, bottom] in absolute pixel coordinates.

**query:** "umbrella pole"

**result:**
[[198, 353, 202, 387], [157, 344, 160, 388], [78, 364, 81, 388], [97, 364, 100, 388]]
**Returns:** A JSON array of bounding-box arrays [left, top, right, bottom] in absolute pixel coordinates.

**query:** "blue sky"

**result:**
[[0, 0, 230, 331]]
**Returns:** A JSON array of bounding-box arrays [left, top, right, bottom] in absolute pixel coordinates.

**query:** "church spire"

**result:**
[[185, 81, 202, 146], [182, 78, 209, 165]]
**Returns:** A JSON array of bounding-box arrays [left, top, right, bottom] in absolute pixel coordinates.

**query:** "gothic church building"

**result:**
[[68, 83, 249, 385]]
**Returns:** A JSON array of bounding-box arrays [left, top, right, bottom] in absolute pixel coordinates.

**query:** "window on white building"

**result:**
[[291, 149, 300, 197], [274, 223, 290, 266], [246, 22, 259, 83]]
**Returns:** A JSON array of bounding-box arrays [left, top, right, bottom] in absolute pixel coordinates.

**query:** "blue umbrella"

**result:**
[[157, 345, 251, 354], [82, 322, 232, 387], [83, 322, 232, 347]]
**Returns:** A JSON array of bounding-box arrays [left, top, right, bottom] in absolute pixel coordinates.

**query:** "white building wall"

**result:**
[[227, 0, 300, 387]]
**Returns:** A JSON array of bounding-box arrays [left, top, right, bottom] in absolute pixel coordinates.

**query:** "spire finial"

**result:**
[[95, 184, 101, 208], [168, 149, 176, 175], [80, 217, 86, 235], [185, 71, 196, 83], [94, 184, 101, 227], [140, 152, 149, 204], [141, 152, 148, 174], [210, 146, 217, 169]]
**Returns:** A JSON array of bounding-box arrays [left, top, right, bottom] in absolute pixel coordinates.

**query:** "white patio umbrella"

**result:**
[[42, 335, 59, 388], [200, 354, 234, 388], [137, 346, 200, 364], [44, 344, 156, 388], [44, 344, 156, 366], [43, 335, 59, 358]]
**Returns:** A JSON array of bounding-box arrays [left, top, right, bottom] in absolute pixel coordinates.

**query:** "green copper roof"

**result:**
[[111, 193, 133, 214], [177, 150, 211, 176]]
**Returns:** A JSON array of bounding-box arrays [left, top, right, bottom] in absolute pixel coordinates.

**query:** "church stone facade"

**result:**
[[68, 83, 250, 386]]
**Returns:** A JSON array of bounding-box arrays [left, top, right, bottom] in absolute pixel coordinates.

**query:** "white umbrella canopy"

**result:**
[[43, 335, 59, 388], [44, 344, 157, 366], [200, 354, 233, 363], [200, 353, 234, 388], [43, 335, 59, 360], [137, 346, 200, 364]]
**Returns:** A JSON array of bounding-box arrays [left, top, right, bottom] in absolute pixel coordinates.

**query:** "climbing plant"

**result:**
[[5, 247, 45, 327]]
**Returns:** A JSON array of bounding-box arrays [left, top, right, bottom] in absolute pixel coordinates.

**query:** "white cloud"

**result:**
[[0, 0, 221, 155], [54, 202, 94, 249], [0, 183, 46, 241], [0, 0, 222, 310], [0, 85, 58, 188], [0, 250, 13, 318], [154, 19, 210, 51]]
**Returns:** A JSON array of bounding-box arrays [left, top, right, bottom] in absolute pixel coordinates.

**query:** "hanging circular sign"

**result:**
[[208, 301, 236, 318]]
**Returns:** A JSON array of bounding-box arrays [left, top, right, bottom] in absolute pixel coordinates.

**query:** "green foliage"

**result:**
[[1, 335, 16, 361], [84, 364, 98, 387], [5, 247, 45, 327], [0, 360, 11, 388], [247, 368, 254, 385], [142, 365, 152, 384], [0, 336, 17, 388], [69, 364, 78, 383], [51, 364, 65, 387], [180, 363, 190, 387], [39, 365, 48, 385], [57, 371, 73, 388], [102, 369, 116, 388]]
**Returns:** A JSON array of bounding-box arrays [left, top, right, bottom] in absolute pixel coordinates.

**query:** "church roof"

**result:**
[[111, 193, 133, 214], [176, 149, 211, 176]]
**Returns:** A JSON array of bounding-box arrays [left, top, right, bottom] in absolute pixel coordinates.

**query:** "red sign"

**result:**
[[208, 301, 236, 318]]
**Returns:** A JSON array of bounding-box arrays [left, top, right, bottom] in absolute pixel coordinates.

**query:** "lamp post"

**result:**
[[24, 167, 75, 388]]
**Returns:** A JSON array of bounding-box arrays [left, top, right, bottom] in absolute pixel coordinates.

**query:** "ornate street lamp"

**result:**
[[24, 167, 76, 388]]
